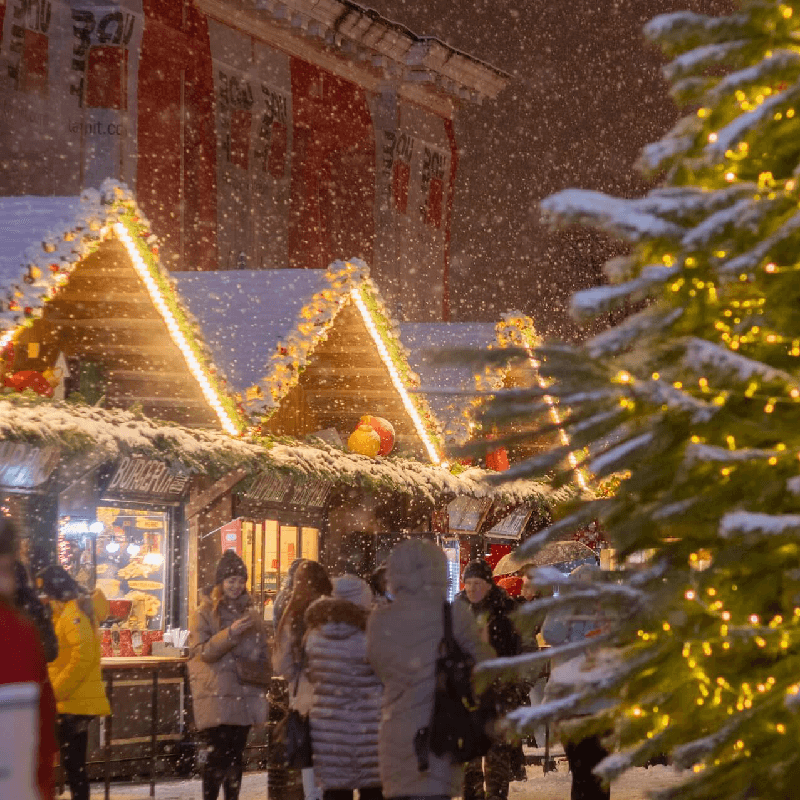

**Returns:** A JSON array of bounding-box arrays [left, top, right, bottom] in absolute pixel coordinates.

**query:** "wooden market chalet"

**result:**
[[0, 183, 564, 616]]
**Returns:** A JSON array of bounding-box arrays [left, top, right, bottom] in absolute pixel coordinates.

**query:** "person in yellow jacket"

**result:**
[[37, 565, 110, 800]]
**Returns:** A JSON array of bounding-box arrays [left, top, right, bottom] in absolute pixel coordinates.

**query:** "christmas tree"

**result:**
[[476, 3, 800, 798]]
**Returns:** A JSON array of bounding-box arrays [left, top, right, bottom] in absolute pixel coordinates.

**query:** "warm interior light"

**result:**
[[114, 222, 241, 436], [143, 552, 164, 566], [106, 539, 120, 553], [351, 287, 441, 464], [126, 543, 141, 556]]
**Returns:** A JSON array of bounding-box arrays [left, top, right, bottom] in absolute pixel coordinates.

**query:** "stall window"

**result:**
[[301, 527, 319, 563], [59, 507, 168, 631], [238, 518, 319, 600]]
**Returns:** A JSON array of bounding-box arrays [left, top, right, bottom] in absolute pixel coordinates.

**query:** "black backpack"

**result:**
[[415, 602, 494, 770]]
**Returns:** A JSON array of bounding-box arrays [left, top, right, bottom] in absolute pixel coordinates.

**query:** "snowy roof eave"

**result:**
[[212, 0, 510, 103], [0, 396, 557, 510]]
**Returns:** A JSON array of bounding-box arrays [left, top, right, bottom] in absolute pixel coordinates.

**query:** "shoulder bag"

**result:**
[[273, 646, 313, 768], [417, 602, 494, 770]]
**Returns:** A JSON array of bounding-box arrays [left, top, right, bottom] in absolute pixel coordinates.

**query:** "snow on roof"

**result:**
[[172, 269, 330, 398], [0, 188, 118, 330], [399, 322, 499, 443], [0, 395, 558, 509]]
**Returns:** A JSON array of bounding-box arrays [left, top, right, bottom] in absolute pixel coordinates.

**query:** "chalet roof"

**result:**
[[399, 315, 541, 445], [399, 322, 499, 444], [0, 193, 107, 331], [0, 180, 245, 435], [172, 269, 331, 399], [172, 259, 444, 462]]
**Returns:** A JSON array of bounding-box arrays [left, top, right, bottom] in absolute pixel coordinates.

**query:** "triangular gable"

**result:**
[[399, 313, 589, 488], [173, 259, 444, 463], [399, 313, 541, 445], [0, 180, 244, 436]]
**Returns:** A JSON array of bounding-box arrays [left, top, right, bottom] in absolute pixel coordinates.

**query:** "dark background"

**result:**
[[367, 0, 733, 339]]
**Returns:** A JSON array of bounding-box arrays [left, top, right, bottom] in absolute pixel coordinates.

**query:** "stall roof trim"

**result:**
[[0, 395, 569, 511]]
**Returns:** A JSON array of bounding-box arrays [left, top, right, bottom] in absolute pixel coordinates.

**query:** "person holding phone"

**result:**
[[189, 550, 271, 800]]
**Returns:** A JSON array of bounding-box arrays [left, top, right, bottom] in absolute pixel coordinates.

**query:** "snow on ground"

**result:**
[[88, 763, 683, 799]]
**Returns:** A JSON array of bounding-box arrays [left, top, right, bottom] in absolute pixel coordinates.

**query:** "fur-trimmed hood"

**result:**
[[305, 596, 368, 632]]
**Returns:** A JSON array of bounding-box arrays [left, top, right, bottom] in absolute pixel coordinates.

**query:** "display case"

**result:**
[[59, 506, 167, 630]]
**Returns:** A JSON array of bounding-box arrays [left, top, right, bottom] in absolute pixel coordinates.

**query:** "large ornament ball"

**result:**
[[348, 423, 381, 457], [360, 415, 395, 456]]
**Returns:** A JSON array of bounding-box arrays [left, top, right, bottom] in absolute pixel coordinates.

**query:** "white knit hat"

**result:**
[[333, 574, 373, 609]]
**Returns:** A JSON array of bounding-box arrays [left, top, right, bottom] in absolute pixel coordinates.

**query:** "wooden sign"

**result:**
[[486, 505, 533, 540], [106, 456, 189, 500], [244, 471, 331, 509], [447, 496, 492, 534], [0, 442, 60, 489]]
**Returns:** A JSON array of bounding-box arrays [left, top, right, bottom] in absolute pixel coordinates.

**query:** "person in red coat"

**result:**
[[0, 519, 57, 800]]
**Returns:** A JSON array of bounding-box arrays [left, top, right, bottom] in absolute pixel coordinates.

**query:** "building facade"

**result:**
[[0, 0, 507, 320]]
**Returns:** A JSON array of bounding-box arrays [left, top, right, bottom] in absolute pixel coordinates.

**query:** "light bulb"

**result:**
[[127, 543, 141, 556], [143, 552, 164, 566], [106, 540, 120, 553]]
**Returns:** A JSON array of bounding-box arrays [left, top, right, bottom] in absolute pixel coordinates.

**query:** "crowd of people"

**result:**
[[1, 519, 611, 800]]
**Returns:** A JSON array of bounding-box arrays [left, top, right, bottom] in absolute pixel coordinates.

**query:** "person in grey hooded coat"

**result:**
[[367, 539, 490, 800], [305, 574, 383, 800]]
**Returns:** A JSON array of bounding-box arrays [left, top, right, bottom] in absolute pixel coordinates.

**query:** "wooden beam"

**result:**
[[106, 395, 210, 408], [185, 467, 248, 519], [303, 365, 390, 378], [106, 369, 194, 382], [305, 388, 407, 401], [45, 317, 163, 329], [55, 291, 152, 305]]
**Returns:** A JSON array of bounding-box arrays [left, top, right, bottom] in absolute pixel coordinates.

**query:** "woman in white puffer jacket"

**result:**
[[305, 575, 383, 800]]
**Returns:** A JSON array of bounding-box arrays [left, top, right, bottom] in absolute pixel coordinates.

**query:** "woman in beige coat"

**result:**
[[367, 539, 489, 800], [189, 550, 271, 800]]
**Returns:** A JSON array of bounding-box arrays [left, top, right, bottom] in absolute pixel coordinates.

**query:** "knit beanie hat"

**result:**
[[215, 549, 248, 585], [333, 574, 373, 609], [463, 558, 494, 584]]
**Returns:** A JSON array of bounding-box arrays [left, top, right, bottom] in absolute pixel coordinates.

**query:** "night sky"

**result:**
[[367, 0, 734, 340]]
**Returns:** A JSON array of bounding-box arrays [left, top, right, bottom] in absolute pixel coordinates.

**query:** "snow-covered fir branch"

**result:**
[[719, 511, 800, 538], [682, 337, 796, 386]]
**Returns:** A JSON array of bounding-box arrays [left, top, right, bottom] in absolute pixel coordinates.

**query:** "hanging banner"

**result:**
[[369, 98, 451, 320], [220, 517, 242, 556], [0, 0, 144, 196]]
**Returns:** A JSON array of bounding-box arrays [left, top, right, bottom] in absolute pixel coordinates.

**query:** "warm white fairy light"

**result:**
[[351, 288, 441, 465], [114, 223, 241, 437], [523, 346, 589, 490]]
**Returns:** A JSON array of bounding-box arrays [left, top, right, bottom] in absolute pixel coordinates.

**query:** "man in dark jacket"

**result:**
[[456, 558, 522, 800]]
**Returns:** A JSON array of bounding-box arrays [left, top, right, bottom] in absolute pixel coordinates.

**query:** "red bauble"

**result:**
[[360, 415, 395, 456], [4, 370, 54, 397]]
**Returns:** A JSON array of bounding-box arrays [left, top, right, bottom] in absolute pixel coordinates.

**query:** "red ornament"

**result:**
[[360, 415, 395, 456], [4, 370, 54, 397], [486, 446, 509, 472]]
